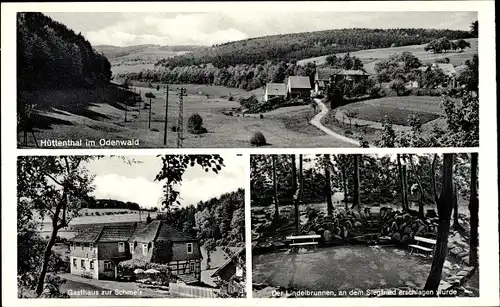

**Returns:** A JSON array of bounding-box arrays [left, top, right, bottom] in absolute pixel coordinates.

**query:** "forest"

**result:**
[[251, 153, 478, 294], [17, 12, 112, 90], [157, 28, 474, 68]]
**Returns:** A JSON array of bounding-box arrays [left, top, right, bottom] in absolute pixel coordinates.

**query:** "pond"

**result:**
[[253, 245, 452, 296]]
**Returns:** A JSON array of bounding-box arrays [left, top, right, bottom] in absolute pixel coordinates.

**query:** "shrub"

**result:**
[[171, 126, 178, 132], [250, 131, 267, 146], [187, 113, 207, 134], [259, 114, 264, 119], [228, 96, 234, 101]]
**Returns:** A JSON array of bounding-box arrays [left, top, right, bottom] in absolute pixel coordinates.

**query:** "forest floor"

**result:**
[[18, 84, 353, 148]]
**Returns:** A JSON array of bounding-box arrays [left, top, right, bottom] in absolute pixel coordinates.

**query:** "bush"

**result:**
[[250, 131, 267, 146], [187, 113, 207, 134], [171, 126, 178, 132], [228, 96, 234, 101], [259, 114, 264, 119]]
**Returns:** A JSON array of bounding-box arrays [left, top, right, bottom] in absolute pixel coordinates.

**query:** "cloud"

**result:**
[[44, 11, 477, 47]]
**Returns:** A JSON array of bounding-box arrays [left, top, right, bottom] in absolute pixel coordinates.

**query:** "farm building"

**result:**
[[287, 76, 312, 99], [314, 68, 370, 93], [211, 247, 245, 295], [314, 68, 342, 92], [70, 224, 136, 280], [69, 221, 202, 283], [128, 220, 202, 284], [264, 83, 287, 102], [417, 63, 458, 88]]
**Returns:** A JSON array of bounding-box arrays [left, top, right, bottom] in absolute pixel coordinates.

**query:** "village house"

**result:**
[[287, 76, 312, 99], [432, 63, 457, 87], [314, 68, 370, 93], [211, 247, 245, 295], [264, 83, 287, 102], [69, 220, 202, 283], [128, 220, 202, 284], [70, 223, 137, 280]]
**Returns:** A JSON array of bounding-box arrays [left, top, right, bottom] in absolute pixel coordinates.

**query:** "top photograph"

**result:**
[[17, 10, 479, 149]]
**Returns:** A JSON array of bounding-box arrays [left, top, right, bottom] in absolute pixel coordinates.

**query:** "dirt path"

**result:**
[[310, 99, 361, 146]]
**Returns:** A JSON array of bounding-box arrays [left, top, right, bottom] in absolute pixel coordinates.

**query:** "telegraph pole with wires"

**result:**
[[176, 87, 187, 148], [163, 85, 169, 146]]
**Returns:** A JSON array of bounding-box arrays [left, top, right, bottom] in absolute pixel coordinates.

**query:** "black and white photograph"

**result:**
[[17, 10, 479, 148], [251, 153, 479, 298], [17, 154, 246, 298]]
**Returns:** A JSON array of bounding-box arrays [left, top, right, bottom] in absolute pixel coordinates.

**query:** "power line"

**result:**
[[176, 88, 187, 148]]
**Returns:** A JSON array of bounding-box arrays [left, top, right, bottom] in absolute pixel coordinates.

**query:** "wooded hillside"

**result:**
[[157, 28, 474, 68], [17, 12, 112, 90]]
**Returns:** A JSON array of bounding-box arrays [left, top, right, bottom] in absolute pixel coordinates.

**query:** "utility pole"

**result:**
[[163, 85, 169, 146], [176, 88, 187, 148]]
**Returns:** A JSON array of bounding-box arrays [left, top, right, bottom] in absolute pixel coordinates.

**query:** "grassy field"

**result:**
[[342, 96, 444, 126], [298, 38, 477, 74], [19, 84, 354, 148]]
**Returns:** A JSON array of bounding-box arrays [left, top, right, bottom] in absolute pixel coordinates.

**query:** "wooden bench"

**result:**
[[409, 236, 436, 256], [286, 234, 321, 249]]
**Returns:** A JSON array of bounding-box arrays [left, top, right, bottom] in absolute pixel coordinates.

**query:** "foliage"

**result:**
[[250, 131, 267, 147], [17, 13, 111, 90], [456, 54, 478, 93], [84, 198, 141, 210], [187, 113, 207, 134], [439, 90, 479, 147], [424, 37, 453, 54], [470, 21, 478, 37], [157, 189, 245, 247], [154, 155, 225, 211]]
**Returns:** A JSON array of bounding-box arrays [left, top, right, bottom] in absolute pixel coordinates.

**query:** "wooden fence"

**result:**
[[169, 282, 220, 298]]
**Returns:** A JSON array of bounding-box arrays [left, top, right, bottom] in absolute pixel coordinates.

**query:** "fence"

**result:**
[[169, 282, 220, 298]]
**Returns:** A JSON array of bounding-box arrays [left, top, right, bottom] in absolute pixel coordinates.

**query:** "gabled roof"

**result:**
[[72, 223, 137, 243], [338, 69, 369, 76], [316, 68, 343, 80], [432, 63, 457, 77], [129, 220, 197, 243], [288, 76, 311, 89], [265, 83, 286, 96], [210, 247, 245, 278]]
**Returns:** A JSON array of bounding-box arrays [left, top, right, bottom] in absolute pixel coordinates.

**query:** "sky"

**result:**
[[82, 155, 244, 209], [45, 11, 477, 47]]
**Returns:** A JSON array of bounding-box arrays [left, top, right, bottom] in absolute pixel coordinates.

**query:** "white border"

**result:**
[[2, 1, 498, 307]]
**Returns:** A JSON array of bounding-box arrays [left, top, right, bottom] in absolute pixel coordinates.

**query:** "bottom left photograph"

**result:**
[[17, 154, 246, 298]]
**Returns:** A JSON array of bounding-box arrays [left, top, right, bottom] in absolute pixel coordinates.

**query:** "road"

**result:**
[[310, 99, 361, 146]]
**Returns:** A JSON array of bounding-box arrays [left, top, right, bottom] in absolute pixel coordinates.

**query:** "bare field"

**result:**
[[298, 38, 477, 74], [19, 84, 354, 148]]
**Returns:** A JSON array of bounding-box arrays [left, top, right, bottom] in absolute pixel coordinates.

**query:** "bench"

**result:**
[[409, 236, 437, 256], [286, 234, 321, 249]]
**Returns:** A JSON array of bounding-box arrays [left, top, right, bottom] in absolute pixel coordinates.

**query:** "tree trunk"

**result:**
[[469, 152, 479, 266], [324, 154, 334, 215], [35, 216, 59, 296], [409, 156, 425, 216], [272, 155, 280, 223], [452, 183, 461, 230], [291, 154, 297, 192], [352, 154, 361, 211], [402, 165, 409, 211], [431, 154, 439, 204], [294, 155, 304, 233], [342, 166, 348, 211], [424, 153, 454, 293], [397, 154, 407, 211]]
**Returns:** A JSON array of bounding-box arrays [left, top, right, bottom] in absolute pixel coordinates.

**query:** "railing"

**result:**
[[169, 282, 220, 298]]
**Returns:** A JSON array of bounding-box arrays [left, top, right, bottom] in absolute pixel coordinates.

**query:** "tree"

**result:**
[[18, 156, 95, 296], [155, 155, 225, 213], [470, 20, 478, 37], [469, 153, 478, 266], [324, 154, 334, 216], [397, 154, 408, 211], [272, 155, 280, 223], [457, 54, 478, 93], [455, 39, 471, 52], [424, 153, 455, 293], [352, 155, 361, 210], [293, 155, 304, 233], [408, 155, 425, 216]]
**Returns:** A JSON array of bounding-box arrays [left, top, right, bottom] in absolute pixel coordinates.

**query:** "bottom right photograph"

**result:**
[[250, 153, 479, 298]]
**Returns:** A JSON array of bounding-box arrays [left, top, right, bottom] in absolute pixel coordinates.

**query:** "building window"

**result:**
[[89, 243, 94, 250], [118, 242, 125, 253], [142, 244, 148, 256], [187, 243, 193, 254], [90, 260, 94, 270], [190, 262, 195, 273], [81, 259, 85, 269], [129, 243, 134, 254], [81, 244, 84, 250], [104, 261, 112, 272], [73, 258, 77, 268]]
